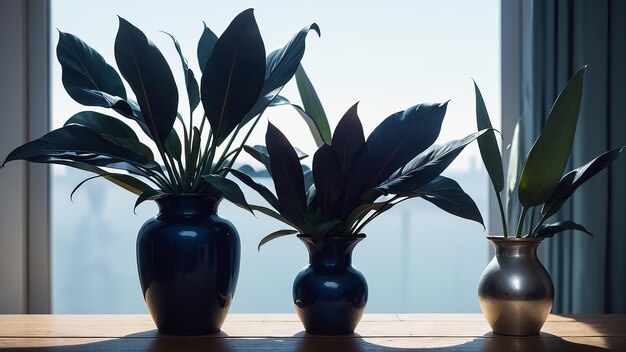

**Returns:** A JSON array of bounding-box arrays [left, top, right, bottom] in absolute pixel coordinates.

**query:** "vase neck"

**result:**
[[155, 194, 222, 217], [489, 238, 543, 258], [299, 235, 364, 267]]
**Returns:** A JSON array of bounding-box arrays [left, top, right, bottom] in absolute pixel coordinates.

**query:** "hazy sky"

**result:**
[[51, 0, 500, 171]]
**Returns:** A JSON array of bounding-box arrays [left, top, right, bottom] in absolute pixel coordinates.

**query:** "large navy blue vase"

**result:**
[[293, 234, 368, 335], [136, 194, 240, 335]]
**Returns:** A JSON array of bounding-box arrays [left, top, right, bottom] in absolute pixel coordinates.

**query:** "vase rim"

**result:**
[[486, 235, 544, 242], [297, 233, 366, 240]]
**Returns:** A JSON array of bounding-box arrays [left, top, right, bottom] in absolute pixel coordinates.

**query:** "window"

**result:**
[[51, 0, 500, 313]]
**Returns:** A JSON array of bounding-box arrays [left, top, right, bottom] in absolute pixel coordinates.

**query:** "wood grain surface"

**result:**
[[0, 314, 624, 351]]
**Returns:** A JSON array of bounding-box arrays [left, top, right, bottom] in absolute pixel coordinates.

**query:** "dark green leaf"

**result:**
[[228, 168, 281, 210], [345, 201, 389, 232], [268, 95, 291, 107], [312, 144, 344, 219], [163, 32, 200, 112], [201, 9, 266, 145], [535, 220, 593, 238], [115, 17, 178, 147], [63, 111, 154, 159], [57, 31, 127, 105], [376, 130, 486, 195], [64, 111, 138, 140], [258, 229, 298, 250], [332, 102, 365, 175], [202, 174, 252, 213], [541, 147, 624, 220], [2, 125, 160, 172], [165, 128, 182, 162], [310, 219, 342, 241], [50, 160, 153, 196], [243, 24, 320, 123], [266, 123, 307, 228], [244, 145, 272, 176], [519, 67, 586, 207], [197, 22, 218, 73], [413, 176, 484, 227], [250, 204, 299, 230], [134, 189, 167, 212], [101, 135, 154, 160], [474, 81, 504, 192], [364, 102, 448, 187], [294, 65, 331, 146]]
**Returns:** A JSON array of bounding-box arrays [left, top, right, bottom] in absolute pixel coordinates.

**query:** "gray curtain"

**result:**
[[522, 0, 626, 313]]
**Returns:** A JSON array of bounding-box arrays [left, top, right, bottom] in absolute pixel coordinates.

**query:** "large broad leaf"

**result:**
[[413, 176, 484, 227], [534, 220, 593, 238], [266, 123, 307, 227], [202, 174, 252, 213], [164, 32, 200, 112], [363, 102, 448, 187], [474, 81, 504, 192], [541, 147, 624, 220], [332, 102, 365, 175], [518, 67, 586, 207], [258, 229, 298, 250], [201, 9, 266, 146], [295, 65, 331, 146], [312, 144, 344, 219], [63, 111, 154, 159], [197, 22, 218, 73], [2, 125, 160, 172], [376, 130, 486, 195], [228, 168, 281, 211], [114, 17, 178, 147], [64, 111, 138, 140], [243, 24, 320, 123], [57, 31, 127, 106]]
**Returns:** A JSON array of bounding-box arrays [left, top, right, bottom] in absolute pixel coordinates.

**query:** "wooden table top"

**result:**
[[0, 314, 624, 351]]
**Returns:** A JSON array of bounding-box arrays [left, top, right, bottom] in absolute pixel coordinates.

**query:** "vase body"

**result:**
[[136, 194, 240, 335], [293, 234, 368, 335], [478, 237, 554, 336]]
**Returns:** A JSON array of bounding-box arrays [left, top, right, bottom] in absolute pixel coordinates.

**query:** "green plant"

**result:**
[[474, 66, 624, 238], [222, 69, 487, 247], [2, 9, 319, 208]]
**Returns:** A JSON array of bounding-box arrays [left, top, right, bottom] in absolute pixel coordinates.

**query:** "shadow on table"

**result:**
[[2, 330, 610, 352]]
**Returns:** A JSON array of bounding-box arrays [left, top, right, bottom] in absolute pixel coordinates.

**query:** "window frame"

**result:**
[[0, 0, 521, 313]]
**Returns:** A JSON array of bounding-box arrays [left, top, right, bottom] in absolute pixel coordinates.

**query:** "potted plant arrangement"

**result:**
[[2, 9, 319, 335], [473, 66, 624, 336], [222, 68, 487, 335]]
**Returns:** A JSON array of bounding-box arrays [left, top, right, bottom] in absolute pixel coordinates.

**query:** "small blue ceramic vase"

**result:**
[[293, 234, 368, 335]]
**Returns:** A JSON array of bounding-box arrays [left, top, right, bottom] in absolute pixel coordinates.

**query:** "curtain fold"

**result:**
[[522, 0, 626, 313]]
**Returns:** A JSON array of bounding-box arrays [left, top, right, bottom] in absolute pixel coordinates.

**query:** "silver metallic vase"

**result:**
[[478, 237, 554, 336]]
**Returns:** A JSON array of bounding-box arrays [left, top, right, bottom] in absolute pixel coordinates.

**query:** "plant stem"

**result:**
[[495, 191, 508, 238], [515, 206, 529, 238], [528, 207, 536, 237], [226, 114, 263, 171], [167, 154, 184, 192], [214, 125, 242, 173]]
